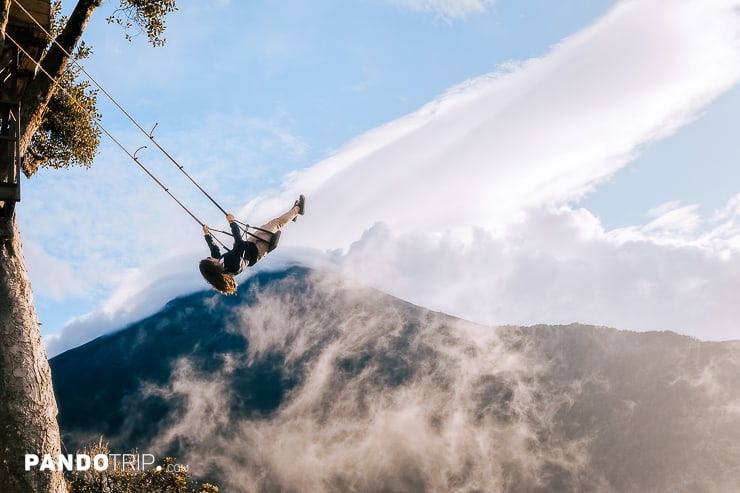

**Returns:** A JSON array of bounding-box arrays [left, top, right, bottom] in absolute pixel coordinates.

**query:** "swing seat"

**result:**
[[267, 230, 281, 253], [245, 224, 281, 253]]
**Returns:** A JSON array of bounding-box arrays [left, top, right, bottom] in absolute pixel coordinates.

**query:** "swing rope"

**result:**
[[3, 30, 234, 250], [10, 0, 231, 217], [212, 222, 275, 241]]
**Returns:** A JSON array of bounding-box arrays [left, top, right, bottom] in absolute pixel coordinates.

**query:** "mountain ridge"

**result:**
[[50, 266, 740, 492]]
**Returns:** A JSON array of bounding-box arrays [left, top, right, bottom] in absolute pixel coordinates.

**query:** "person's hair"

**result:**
[[199, 258, 237, 295]]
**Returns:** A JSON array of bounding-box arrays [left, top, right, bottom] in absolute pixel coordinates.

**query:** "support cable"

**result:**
[[3, 30, 230, 249], [10, 0, 230, 216]]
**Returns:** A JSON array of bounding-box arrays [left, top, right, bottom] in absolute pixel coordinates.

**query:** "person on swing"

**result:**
[[199, 195, 305, 294]]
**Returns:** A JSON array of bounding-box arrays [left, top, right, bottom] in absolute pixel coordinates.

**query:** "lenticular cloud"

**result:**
[[266, 0, 740, 251]]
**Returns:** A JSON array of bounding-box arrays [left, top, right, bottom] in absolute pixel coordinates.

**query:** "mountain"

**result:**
[[50, 266, 740, 492]]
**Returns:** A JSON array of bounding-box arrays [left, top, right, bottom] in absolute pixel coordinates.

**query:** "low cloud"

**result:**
[[58, 270, 740, 491], [138, 271, 600, 491], [46, 193, 740, 358], [42, 248, 326, 357], [44, 253, 206, 356], [332, 200, 740, 341]]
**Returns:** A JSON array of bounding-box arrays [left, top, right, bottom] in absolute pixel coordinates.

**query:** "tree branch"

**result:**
[[19, 0, 103, 163]]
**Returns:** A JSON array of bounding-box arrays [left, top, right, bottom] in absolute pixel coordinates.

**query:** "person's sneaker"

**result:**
[[293, 195, 305, 221]]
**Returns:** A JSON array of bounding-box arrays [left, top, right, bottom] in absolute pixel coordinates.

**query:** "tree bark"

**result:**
[[1, 1, 106, 491], [0, 215, 66, 493]]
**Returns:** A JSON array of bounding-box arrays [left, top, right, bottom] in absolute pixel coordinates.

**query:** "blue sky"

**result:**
[[15, 0, 740, 355], [582, 83, 740, 228]]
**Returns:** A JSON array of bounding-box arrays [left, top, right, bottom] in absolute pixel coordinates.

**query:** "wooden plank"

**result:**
[[9, 0, 50, 30], [0, 183, 20, 201]]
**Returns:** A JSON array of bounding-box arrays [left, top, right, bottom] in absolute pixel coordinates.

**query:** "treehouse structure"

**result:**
[[0, 0, 50, 217]]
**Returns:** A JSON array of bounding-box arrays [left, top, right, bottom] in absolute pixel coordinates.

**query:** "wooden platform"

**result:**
[[9, 0, 50, 27], [6, 0, 51, 98], [1, 0, 51, 216]]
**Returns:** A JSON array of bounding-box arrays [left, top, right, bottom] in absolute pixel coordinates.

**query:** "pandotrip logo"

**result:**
[[24, 453, 187, 473]]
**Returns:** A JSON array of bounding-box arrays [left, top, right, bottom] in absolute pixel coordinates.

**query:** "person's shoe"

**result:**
[[292, 195, 305, 221]]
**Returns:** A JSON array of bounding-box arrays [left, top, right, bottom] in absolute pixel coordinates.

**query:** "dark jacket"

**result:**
[[205, 222, 259, 275]]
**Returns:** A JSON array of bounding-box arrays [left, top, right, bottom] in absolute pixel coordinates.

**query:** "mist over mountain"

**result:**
[[50, 266, 740, 492]]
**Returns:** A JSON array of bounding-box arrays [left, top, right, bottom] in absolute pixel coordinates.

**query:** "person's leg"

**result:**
[[258, 204, 299, 235], [250, 203, 300, 261]]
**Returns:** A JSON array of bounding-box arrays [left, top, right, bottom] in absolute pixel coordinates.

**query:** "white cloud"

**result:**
[[712, 194, 740, 222], [643, 201, 701, 235], [43, 254, 205, 357], [272, 0, 740, 252], [375, 0, 494, 19], [333, 201, 740, 341], [23, 242, 88, 301], [43, 246, 327, 357]]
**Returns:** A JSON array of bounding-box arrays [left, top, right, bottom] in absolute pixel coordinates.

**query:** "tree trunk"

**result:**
[[1, 1, 67, 490], [0, 215, 66, 493], [0, 1, 108, 490]]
